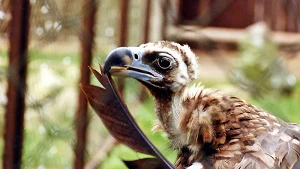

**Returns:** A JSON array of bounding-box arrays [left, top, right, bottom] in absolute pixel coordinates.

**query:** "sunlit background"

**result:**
[[0, 0, 300, 169]]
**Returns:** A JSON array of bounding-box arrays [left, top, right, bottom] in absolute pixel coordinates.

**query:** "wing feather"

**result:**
[[80, 66, 175, 169], [275, 125, 300, 169]]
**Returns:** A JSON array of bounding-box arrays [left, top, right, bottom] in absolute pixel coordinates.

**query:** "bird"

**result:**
[[103, 41, 300, 169]]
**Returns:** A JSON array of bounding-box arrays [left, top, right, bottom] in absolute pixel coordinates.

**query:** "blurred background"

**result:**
[[0, 0, 300, 168]]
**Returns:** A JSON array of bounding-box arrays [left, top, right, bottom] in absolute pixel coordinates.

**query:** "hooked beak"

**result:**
[[103, 47, 163, 83]]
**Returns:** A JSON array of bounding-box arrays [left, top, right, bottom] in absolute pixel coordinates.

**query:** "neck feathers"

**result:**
[[152, 83, 282, 156]]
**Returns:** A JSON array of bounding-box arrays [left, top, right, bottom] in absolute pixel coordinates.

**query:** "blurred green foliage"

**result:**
[[250, 84, 300, 124], [231, 22, 296, 97], [0, 49, 7, 169]]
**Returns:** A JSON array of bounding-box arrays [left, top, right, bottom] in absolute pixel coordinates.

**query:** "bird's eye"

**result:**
[[157, 56, 172, 69]]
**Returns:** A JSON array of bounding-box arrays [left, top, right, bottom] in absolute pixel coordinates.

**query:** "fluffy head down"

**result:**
[[139, 41, 198, 92]]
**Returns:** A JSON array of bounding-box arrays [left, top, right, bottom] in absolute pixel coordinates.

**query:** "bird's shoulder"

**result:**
[[179, 84, 282, 129], [176, 84, 300, 168]]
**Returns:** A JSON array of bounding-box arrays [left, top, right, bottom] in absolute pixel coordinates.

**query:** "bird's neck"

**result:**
[[149, 87, 175, 134], [152, 84, 281, 151], [151, 86, 192, 139]]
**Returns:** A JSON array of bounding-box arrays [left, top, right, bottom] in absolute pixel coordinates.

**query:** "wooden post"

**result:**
[[119, 0, 129, 47], [161, 0, 168, 40], [117, 0, 130, 94], [143, 0, 151, 44], [74, 0, 97, 168], [139, 0, 151, 102], [3, 0, 30, 168]]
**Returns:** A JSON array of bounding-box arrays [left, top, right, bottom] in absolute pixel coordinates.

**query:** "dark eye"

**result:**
[[157, 56, 172, 69]]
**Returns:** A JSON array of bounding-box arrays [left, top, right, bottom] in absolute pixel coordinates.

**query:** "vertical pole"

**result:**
[[263, 0, 272, 28], [161, 0, 168, 40], [74, 0, 97, 169], [142, 0, 151, 44], [295, 0, 299, 32], [286, 0, 296, 32], [119, 0, 129, 47], [139, 0, 151, 102], [298, 0, 300, 32], [3, 0, 30, 169], [117, 0, 129, 94]]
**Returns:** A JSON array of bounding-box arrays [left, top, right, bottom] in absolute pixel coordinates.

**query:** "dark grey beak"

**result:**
[[103, 47, 163, 82], [103, 47, 135, 73]]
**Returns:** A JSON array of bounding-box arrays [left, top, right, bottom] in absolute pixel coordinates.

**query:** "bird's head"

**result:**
[[103, 41, 198, 97]]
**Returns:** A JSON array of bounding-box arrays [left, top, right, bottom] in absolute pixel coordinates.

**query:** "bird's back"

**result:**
[[171, 86, 300, 169], [233, 122, 300, 169]]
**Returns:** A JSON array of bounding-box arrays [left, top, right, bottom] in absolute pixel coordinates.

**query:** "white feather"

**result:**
[[186, 162, 203, 169]]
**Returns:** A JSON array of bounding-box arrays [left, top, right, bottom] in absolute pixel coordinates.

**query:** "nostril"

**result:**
[[134, 54, 139, 60]]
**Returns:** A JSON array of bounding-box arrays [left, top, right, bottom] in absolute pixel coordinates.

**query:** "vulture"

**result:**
[[103, 41, 300, 169]]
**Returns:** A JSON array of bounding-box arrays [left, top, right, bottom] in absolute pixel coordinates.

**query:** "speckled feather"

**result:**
[[166, 85, 300, 169], [138, 41, 300, 169]]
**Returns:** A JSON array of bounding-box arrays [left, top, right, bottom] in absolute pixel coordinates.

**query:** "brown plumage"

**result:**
[[103, 41, 300, 169]]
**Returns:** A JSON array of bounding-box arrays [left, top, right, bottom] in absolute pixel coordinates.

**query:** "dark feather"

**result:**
[[124, 158, 171, 169], [80, 65, 174, 169]]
